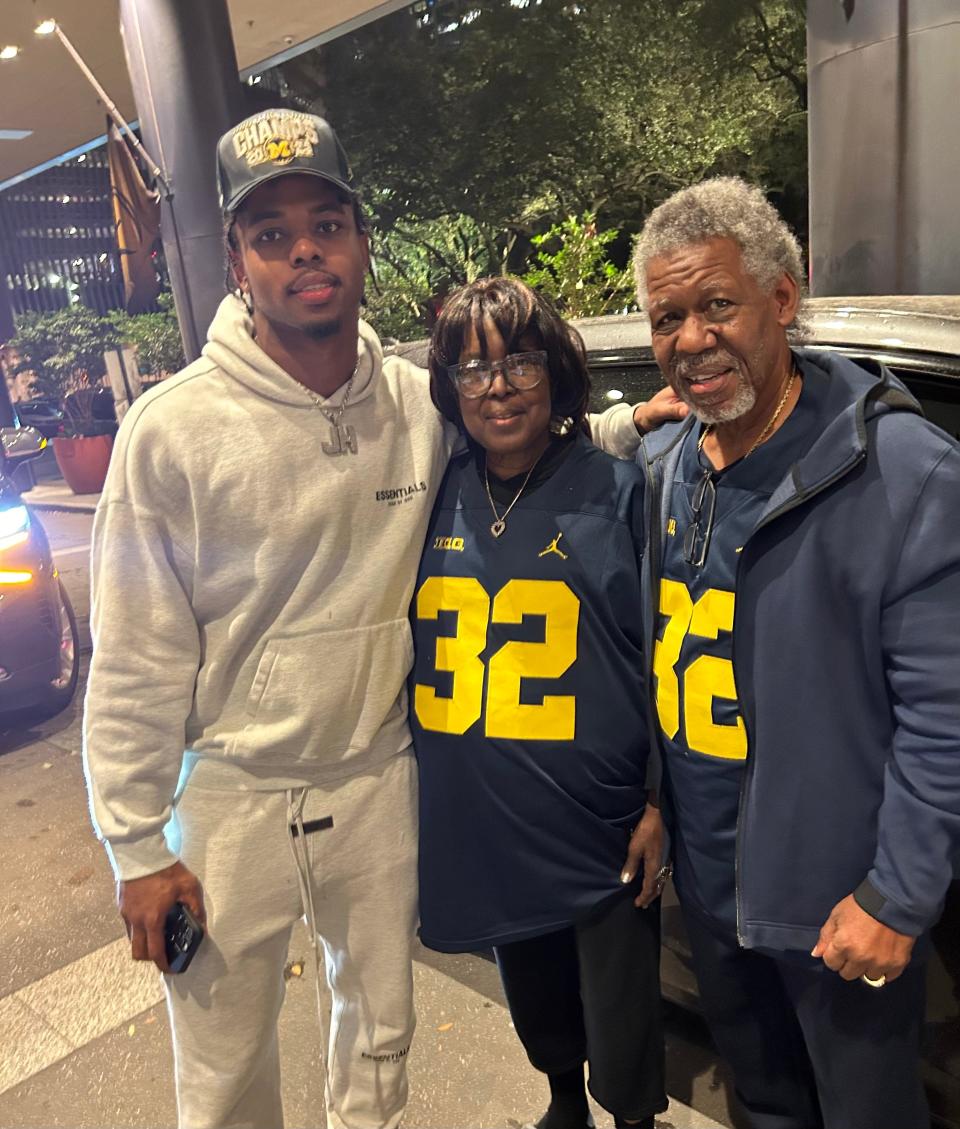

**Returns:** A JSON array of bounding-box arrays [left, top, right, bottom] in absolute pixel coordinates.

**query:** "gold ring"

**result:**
[[861, 973, 887, 989]]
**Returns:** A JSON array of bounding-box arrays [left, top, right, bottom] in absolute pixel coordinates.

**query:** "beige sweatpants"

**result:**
[[163, 753, 418, 1129]]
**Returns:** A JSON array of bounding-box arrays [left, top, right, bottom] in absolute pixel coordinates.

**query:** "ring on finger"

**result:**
[[860, 972, 887, 989]]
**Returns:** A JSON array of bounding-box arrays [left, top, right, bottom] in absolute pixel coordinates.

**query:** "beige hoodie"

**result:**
[[83, 295, 644, 879]]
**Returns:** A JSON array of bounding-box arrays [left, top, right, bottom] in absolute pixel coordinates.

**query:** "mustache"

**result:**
[[289, 270, 339, 293], [670, 349, 739, 381]]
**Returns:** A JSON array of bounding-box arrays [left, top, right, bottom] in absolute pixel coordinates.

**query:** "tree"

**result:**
[[366, 213, 498, 341], [293, 0, 806, 231], [270, 0, 807, 337]]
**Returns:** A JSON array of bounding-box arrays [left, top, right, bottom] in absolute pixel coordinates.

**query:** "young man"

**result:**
[[83, 109, 677, 1129], [632, 176, 960, 1129]]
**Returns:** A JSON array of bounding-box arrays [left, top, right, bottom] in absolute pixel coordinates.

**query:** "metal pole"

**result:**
[[118, 0, 246, 361], [49, 23, 169, 194]]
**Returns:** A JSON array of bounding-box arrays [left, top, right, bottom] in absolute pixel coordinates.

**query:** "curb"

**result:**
[[26, 501, 98, 515]]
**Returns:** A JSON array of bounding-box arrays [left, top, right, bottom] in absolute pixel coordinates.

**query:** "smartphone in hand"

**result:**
[[164, 902, 204, 974]]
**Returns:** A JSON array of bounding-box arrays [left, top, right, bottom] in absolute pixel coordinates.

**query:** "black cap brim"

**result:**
[[224, 167, 357, 217]]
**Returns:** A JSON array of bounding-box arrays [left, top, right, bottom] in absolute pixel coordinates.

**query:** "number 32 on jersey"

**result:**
[[654, 578, 746, 761], [414, 576, 579, 740]]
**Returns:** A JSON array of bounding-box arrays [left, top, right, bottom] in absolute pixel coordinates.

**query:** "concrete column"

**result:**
[[118, 0, 246, 361], [807, 0, 960, 296]]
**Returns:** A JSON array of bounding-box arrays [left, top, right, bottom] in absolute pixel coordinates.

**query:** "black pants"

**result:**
[[683, 905, 930, 1129], [494, 892, 667, 1121]]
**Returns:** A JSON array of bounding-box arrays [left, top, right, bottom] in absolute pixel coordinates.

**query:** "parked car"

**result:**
[[390, 295, 960, 1127], [0, 427, 80, 722], [14, 398, 64, 439]]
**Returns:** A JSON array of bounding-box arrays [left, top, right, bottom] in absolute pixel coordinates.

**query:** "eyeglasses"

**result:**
[[683, 469, 717, 568], [447, 350, 548, 399]]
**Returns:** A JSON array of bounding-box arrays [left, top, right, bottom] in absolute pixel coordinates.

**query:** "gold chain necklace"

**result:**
[[698, 365, 798, 458], [484, 450, 546, 538]]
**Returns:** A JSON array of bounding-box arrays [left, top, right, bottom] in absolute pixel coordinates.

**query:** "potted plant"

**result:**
[[9, 306, 121, 494], [110, 293, 186, 392]]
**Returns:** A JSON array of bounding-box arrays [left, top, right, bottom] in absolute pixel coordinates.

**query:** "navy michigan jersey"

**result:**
[[656, 380, 819, 931], [411, 434, 651, 952]]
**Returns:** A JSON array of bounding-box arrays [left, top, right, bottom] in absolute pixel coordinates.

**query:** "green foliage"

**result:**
[[299, 0, 806, 231], [9, 305, 120, 401], [522, 213, 633, 319], [9, 294, 185, 436], [110, 293, 186, 377], [365, 213, 499, 341], [271, 0, 807, 340]]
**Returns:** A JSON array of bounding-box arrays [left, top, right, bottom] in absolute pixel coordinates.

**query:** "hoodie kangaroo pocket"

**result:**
[[238, 618, 414, 766]]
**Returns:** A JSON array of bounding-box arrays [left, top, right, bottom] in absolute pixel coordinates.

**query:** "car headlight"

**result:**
[[0, 504, 29, 550]]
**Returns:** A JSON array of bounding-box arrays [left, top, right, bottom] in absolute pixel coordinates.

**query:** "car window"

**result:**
[[588, 362, 665, 414], [803, 345, 960, 443], [888, 369, 960, 442]]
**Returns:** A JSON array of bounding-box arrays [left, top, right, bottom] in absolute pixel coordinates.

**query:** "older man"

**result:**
[[631, 177, 960, 1129]]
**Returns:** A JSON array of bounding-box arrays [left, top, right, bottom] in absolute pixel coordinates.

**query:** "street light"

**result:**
[[34, 19, 58, 36], [0, 45, 21, 60]]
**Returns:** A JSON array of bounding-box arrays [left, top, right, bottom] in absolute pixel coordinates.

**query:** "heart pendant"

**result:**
[[490, 520, 506, 538]]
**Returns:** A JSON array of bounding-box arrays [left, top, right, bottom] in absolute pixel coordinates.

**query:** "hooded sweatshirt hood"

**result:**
[[203, 292, 384, 409]]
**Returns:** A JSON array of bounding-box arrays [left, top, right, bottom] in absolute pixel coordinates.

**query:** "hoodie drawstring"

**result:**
[[286, 788, 330, 1089]]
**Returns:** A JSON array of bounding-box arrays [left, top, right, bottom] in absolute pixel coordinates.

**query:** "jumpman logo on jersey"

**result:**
[[538, 532, 569, 560]]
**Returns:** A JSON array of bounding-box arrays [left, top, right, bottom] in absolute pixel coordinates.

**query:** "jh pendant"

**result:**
[[490, 520, 506, 538], [322, 423, 358, 456]]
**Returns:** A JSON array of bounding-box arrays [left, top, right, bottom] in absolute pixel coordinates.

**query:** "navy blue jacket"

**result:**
[[639, 350, 960, 952]]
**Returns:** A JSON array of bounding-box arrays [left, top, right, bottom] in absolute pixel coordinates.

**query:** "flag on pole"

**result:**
[[106, 119, 161, 314]]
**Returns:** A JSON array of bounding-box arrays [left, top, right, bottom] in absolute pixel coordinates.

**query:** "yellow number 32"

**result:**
[[414, 577, 579, 741], [653, 578, 746, 760]]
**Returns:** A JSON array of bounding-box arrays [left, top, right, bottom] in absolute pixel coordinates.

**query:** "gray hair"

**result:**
[[632, 177, 808, 332]]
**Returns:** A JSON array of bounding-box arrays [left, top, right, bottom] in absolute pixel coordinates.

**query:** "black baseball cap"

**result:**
[[217, 109, 356, 215]]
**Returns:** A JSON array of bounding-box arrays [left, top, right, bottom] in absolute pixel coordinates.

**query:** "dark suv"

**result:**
[[392, 295, 960, 1127]]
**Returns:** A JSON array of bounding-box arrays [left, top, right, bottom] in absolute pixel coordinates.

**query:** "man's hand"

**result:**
[[118, 861, 205, 973], [633, 386, 689, 435], [811, 893, 916, 983], [621, 798, 667, 909]]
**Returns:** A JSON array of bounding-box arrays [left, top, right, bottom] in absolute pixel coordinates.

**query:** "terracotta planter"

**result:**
[[52, 434, 114, 495]]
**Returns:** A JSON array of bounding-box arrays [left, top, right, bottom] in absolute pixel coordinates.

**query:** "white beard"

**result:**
[[670, 342, 767, 426], [692, 380, 757, 425]]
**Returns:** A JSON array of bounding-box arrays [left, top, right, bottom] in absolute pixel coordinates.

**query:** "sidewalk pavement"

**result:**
[[0, 671, 734, 1129], [22, 479, 101, 514], [1, 925, 732, 1129]]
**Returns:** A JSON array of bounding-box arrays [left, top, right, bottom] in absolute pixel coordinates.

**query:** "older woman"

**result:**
[[409, 278, 668, 1129]]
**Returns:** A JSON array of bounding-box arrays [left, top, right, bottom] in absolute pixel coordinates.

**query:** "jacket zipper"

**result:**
[[640, 441, 667, 767], [731, 446, 866, 946]]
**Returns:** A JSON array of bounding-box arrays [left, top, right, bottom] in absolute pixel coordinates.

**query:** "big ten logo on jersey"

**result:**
[[414, 577, 579, 741], [653, 579, 746, 761], [433, 535, 464, 552]]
